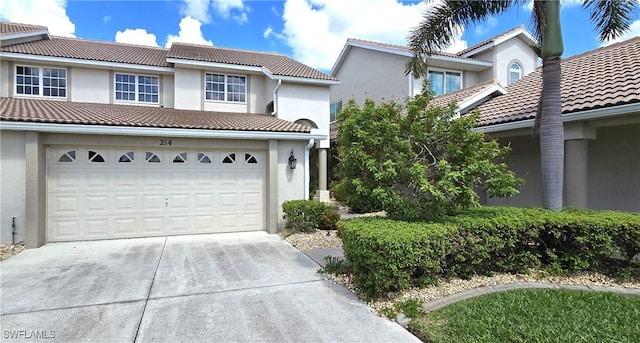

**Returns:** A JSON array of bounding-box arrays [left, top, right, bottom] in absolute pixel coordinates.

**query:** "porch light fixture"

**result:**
[[288, 149, 297, 169]]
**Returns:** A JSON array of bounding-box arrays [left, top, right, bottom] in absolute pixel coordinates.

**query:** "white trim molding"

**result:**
[[0, 121, 328, 141]]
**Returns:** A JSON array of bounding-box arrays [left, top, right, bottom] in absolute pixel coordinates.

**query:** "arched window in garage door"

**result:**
[[58, 150, 76, 163]]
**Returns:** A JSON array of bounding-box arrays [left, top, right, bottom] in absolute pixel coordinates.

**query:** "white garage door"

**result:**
[[47, 147, 265, 242]]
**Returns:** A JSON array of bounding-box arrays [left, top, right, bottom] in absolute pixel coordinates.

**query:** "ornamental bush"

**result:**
[[332, 89, 523, 221], [282, 200, 340, 232], [339, 207, 640, 298]]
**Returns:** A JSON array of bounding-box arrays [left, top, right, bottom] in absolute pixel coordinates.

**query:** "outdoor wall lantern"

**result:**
[[288, 149, 297, 169]]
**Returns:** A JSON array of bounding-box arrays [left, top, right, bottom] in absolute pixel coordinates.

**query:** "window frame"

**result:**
[[509, 62, 522, 85], [114, 72, 160, 104], [14, 64, 68, 99], [204, 72, 247, 103], [427, 68, 462, 96]]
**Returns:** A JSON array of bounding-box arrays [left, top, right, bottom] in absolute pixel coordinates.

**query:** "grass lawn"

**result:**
[[411, 289, 640, 343]]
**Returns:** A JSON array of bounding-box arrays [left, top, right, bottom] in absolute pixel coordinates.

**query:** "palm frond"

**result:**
[[583, 0, 639, 41], [405, 0, 521, 77]]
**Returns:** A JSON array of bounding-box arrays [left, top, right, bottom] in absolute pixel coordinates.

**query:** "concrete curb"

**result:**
[[423, 282, 640, 312]]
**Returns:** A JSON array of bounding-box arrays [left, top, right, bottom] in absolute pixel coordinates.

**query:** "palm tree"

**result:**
[[406, 0, 637, 210]]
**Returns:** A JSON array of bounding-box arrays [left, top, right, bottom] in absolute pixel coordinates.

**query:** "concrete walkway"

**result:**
[[0, 233, 419, 343], [424, 282, 640, 312]]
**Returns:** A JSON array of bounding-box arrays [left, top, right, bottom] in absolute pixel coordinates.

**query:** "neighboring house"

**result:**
[[329, 25, 538, 120], [473, 36, 640, 212], [0, 22, 338, 247]]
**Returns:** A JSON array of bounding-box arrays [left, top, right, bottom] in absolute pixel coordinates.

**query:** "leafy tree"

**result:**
[[405, 0, 638, 210], [332, 88, 523, 221]]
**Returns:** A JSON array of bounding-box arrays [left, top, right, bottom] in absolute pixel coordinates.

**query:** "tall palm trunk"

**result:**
[[538, 0, 564, 210], [539, 56, 564, 210]]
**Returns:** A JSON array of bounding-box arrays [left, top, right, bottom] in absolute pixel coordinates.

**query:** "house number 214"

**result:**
[[159, 138, 173, 146]]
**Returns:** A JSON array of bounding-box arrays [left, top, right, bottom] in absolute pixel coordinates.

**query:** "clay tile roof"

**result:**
[[167, 43, 335, 81], [1, 36, 170, 67], [0, 97, 310, 133], [431, 79, 500, 108], [476, 36, 640, 126], [0, 22, 48, 35], [346, 38, 480, 60], [457, 25, 530, 56]]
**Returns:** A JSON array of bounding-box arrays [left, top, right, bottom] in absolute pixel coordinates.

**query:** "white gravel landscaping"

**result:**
[[285, 229, 640, 315]]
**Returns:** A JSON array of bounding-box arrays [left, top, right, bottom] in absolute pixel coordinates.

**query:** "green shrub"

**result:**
[[282, 200, 340, 232], [339, 207, 640, 298]]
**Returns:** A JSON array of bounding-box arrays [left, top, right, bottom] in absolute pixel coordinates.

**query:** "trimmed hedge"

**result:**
[[282, 200, 341, 232], [339, 207, 640, 298]]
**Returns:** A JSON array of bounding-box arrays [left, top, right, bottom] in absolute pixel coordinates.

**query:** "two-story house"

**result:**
[[0, 22, 338, 248], [329, 26, 538, 120]]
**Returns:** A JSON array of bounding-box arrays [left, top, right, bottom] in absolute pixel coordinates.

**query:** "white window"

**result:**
[[509, 63, 522, 85], [15, 65, 67, 98], [205, 73, 246, 103], [428, 70, 461, 96], [115, 73, 159, 103]]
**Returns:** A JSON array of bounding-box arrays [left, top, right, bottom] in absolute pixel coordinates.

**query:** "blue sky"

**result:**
[[1, 0, 639, 72]]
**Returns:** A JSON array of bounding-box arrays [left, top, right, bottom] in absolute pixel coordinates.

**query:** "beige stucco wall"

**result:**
[[0, 60, 10, 97], [1, 130, 27, 243], [162, 74, 175, 109], [485, 135, 543, 207], [174, 67, 202, 110], [70, 67, 110, 103], [588, 123, 640, 211], [278, 83, 331, 148], [277, 140, 308, 228], [331, 46, 411, 106], [494, 37, 537, 87]]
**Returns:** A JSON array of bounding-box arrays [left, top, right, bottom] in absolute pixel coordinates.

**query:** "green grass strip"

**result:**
[[413, 289, 640, 343]]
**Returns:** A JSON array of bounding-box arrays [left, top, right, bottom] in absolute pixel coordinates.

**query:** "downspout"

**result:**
[[271, 79, 282, 116], [304, 139, 315, 200]]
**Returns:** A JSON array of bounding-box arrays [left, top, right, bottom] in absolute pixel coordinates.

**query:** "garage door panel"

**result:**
[[50, 171, 81, 191], [48, 148, 265, 242], [84, 171, 110, 190], [85, 195, 109, 214]]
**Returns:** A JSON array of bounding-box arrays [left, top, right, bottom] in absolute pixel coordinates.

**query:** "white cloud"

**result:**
[[212, 0, 248, 24], [165, 16, 213, 48], [0, 0, 75, 37], [474, 16, 498, 36], [181, 0, 211, 23], [115, 28, 159, 47], [523, 0, 584, 11], [103, 16, 111, 23], [272, 0, 466, 71], [601, 19, 640, 46]]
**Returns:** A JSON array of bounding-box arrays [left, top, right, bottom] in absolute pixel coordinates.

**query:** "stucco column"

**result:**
[[564, 140, 589, 208], [316, 148, 330, 202], [25, 132, 46, 248], [564, 123, 596, 209], [267, 140, 279, 234]]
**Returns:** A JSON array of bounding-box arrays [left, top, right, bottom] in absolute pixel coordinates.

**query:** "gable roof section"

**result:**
[[330, 38, 492, 75], [0, 97, 310, 133], [457, 25, 537, 58], [1, 36, 169, 67], [1, 22, 50, 47], [431, 79, 505, 110], [476, 36, 640, 127], [167, 43, 335, 81]]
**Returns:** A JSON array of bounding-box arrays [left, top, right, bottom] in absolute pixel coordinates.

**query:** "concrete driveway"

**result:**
[[0, 232, 419, 342]]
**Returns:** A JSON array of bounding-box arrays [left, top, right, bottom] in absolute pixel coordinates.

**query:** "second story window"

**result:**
[[330, 100, 342, 122], [115, 73, 159, 103], [205, 73, 246, 103], [428, 70, 461, 96], [509, 63, 522, 85], [15, 65, 67, 98]]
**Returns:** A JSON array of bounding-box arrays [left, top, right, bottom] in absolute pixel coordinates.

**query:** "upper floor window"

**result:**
[[330, 100, 342, 122], [115, 73, 159, 103], [15, 65, 67, 98], [205, 73, 246, 103], [509, 63, 522, 85], [428, 70, 461, 96]]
